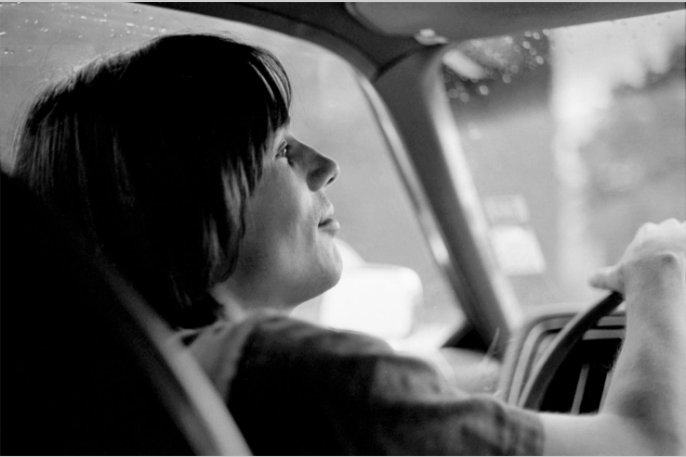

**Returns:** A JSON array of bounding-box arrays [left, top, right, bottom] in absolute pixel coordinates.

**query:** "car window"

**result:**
[[441, 10, 685, 311], [0, 2, 461, 350]]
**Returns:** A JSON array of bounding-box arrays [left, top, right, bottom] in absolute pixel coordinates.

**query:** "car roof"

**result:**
[[154, 3, 682, 80]]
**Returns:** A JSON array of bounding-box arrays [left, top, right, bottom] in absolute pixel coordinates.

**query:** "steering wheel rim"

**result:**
[[517, 291, 624, 410]]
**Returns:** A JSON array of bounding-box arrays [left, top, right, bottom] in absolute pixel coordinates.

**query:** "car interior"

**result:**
[[1, 2, 684, 454]]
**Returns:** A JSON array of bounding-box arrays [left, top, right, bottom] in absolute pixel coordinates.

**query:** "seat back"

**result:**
[[0, 171, 250, 455]]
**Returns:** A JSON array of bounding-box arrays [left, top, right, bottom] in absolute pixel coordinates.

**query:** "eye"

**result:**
[[275, 141, 292, 163], [275, 141, 288, 158]]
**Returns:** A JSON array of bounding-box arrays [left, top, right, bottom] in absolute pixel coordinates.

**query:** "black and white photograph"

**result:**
[[1, 3, 685, 455]]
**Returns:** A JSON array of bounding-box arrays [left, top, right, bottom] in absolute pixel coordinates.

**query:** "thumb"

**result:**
[[589, 265, 622, 292]]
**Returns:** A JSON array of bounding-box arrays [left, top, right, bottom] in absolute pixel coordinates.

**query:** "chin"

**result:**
[[290, 246, 342, 304], [327, 247, 344, 287], [326, 263, 343, 290], [315, 263, 343, 297], [295, 262, 342, 306]]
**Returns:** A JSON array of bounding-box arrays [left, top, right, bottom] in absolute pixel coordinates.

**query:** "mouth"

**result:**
[[318, 210, 340, 234]]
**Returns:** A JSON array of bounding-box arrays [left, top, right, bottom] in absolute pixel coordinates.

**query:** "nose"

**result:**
[[303, 144, 339, 191]]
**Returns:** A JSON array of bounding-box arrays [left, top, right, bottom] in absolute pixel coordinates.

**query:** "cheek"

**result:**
[[241, 173, 309, 265], [252, 181, 305, 241]]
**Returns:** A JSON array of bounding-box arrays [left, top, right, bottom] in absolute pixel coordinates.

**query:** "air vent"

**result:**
[[502, 313, 625, 411], [539, 337, 621, 413]]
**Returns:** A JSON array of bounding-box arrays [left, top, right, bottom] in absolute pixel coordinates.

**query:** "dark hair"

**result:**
[[14, 34, 292, 328]]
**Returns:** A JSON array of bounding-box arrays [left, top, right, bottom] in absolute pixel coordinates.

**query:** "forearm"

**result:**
[[601, 253, 686, 453]]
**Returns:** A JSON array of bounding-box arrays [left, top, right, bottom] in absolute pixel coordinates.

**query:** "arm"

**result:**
[[541, 219, 686, 455]]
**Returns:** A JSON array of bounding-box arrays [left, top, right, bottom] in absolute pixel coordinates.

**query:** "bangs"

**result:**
[[251, 50, 292, 134]]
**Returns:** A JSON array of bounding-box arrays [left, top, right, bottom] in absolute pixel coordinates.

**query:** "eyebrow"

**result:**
[[275, 126, 290, 144]]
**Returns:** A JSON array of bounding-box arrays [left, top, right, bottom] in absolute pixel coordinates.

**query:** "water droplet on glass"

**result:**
[[524, 31, 532, 38], [502, 74, 512, 84], [3, 48, 15, 55], [125, 29, 132, 35], [77, 34, 83, 39], [478, 85, 490, 96], [532, 32, 541, 40], [459, 92, 470, 103], [125, 22, 135, 27], [27, 46, 33, 53], [535, 56, 545, 65], [522, 40, 531, 50], [160, 28, 167, 33], [80, 15, 87, 20], [33, 19, 39, 25], [148, 16, 154, 21], [24, 19, 30, 24], [133, 8, 141, 14], [0, 31, 6, 37], [40, 27, 49, 33]]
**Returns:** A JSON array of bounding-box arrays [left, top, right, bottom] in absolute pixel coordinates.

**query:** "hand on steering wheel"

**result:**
[[518, 219, 686, 410]]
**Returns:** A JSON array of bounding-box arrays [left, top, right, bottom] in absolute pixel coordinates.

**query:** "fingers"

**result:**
[[662, 218, 682, 227], [589, 265, 623, 292], [590, 218, 685, 293], [639, 218, 683, 233], [629, 220, 684, 251]]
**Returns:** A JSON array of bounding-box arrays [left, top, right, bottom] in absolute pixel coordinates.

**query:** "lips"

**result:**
[[318, 208, 340, 233], [318, 218, 340, 234]]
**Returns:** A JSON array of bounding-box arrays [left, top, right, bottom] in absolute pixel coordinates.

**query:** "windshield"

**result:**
[[442, 10, 686, 311]]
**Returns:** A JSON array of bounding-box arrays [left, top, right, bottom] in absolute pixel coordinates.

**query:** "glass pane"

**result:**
[[0, 2, 462, 349], [442, 10, 686, 310]]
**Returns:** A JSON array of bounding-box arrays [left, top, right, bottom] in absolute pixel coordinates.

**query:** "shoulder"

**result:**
[[247, 313, 394, 358], [185, 313, 393, 393]]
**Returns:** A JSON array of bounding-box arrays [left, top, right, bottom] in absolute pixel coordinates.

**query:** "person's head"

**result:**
[[14, 33, 341, 328]]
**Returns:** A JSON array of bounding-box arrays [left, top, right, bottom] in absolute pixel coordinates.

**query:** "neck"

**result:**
[[209, 280, 292, 320]]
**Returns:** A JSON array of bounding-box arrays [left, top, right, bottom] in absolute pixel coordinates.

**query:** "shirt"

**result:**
[[188, 313, 543, 455]]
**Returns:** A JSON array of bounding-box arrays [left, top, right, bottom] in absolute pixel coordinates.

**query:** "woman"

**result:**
[[14, 34, 686, 455], [15, 33, 340, 328]]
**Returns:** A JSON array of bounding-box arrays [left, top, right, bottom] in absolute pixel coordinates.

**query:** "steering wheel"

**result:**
[[517, 291, 624, 410]]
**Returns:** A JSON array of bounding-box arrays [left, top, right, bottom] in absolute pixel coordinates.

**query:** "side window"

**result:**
[[0, 3, 461, 350]]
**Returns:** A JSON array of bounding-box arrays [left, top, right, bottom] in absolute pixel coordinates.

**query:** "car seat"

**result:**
[[0, 170, 251, 455]]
